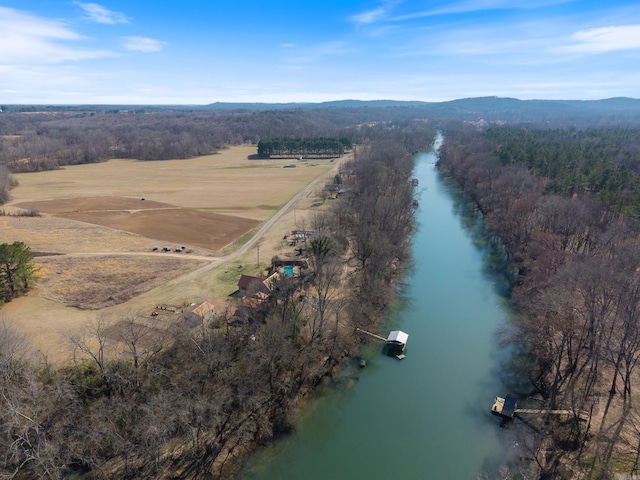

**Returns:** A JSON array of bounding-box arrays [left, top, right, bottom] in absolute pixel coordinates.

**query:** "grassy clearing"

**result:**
[[9, 146, 334, 221]]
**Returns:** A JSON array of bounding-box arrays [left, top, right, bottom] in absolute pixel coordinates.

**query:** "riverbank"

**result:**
[[438, 124, 640, 478], [238, 133, 512, 479], [0, 129, 432, 479]]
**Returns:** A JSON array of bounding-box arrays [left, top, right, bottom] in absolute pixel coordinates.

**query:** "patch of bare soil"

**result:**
[[15, 196, 169, 213], [15, 196, 260, 251], [35, 255, 207, 309]]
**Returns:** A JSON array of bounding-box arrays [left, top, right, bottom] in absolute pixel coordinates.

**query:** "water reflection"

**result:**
[[239, 138, 517, 479]]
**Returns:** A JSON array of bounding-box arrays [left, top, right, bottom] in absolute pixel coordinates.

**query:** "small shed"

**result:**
[[386, 330, 409, 354]]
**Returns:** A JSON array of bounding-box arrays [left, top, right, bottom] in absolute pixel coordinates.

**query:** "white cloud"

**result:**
[[350, 0, 404, 26], [0, 7, 113, 64], [0, 7, 78, 41], [351, 7, 389, 25], [77, 2, 129, 24], [355, 0, 572, 23], [555, 25, 640, 54], [122, 36, 165, 52]]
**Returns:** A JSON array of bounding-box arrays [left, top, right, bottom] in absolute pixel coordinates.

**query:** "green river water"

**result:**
[[238, 136, 515, 479]]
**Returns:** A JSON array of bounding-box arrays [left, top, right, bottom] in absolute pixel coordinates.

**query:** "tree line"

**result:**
[[256, 137, 352, 158], [440, 123, 640, 479], [0, 110, 351, 173], [0, 123, 434, 479], [0, 107, 433, 176]]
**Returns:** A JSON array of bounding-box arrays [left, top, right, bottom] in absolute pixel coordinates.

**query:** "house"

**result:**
[[262, 272, 280, 291], [237, 274, 267, 297], [270, 259, 308, 276], [188, 301, 216, 321], [181, 301, 217, 328]]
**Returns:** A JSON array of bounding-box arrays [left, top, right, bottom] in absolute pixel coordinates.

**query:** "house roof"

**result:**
[[237, 274, 265, 290], [503, 394, 518, 416], [386, 330, 409, 345], [262, 272, 280, 291], [190, 301, 216, 318]]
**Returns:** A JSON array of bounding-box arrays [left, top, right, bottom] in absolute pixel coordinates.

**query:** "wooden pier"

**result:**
[[355, 328, 387, 342], [515, 408, 590, 422]]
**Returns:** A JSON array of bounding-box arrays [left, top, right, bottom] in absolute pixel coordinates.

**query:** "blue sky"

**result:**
[[1, 0, 640, 104]]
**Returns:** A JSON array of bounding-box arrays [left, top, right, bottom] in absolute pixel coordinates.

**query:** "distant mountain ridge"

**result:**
[[205, 96, 640, 112], [202, 97, 640, 124], [5, 97, 640, 125]]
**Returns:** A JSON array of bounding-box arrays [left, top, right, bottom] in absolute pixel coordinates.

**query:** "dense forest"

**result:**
[[256, 137, 352, 158], [0, 115, 434, 478], [439, 124, 640, 479]]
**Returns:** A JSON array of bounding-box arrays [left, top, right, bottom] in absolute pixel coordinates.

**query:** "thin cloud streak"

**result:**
[[77, 2, 130, 24], [351, 0, 574, 24], [350, 0, 404, 25], [122, 36, 165, 52], [555, 25, 640, 53]]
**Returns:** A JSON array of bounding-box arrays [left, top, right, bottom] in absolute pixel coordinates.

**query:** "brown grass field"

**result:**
[[14, 196, 260, 251], [0, 145, 343, 361]]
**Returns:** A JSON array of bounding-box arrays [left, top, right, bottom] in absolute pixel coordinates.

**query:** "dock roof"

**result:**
[[386, 330, 409, 345]]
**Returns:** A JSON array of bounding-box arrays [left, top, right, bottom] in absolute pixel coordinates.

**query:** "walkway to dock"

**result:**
[[355, 328, 387, 342], [515, 408, 590, 422], [492, 396, 590, 423]]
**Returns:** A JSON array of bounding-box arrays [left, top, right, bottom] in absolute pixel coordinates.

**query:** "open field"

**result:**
[[1, 145, 343, 361], [14, 196, 260, 251], [7, 145, 334, 220]]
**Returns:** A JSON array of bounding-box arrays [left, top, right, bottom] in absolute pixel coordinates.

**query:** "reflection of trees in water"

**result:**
[[440, 125, 640, 479]]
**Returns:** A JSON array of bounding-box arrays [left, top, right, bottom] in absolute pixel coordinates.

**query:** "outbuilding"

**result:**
[[386, 330, 409, 355], [491, 394, 518, 420]]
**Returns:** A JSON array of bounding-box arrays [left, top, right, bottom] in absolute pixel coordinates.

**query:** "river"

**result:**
[[238, 135, 514, 479]]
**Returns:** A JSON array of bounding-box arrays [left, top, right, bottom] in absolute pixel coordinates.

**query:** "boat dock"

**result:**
[[355, 328, 409, 359], [491, 395, 590, 422]]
